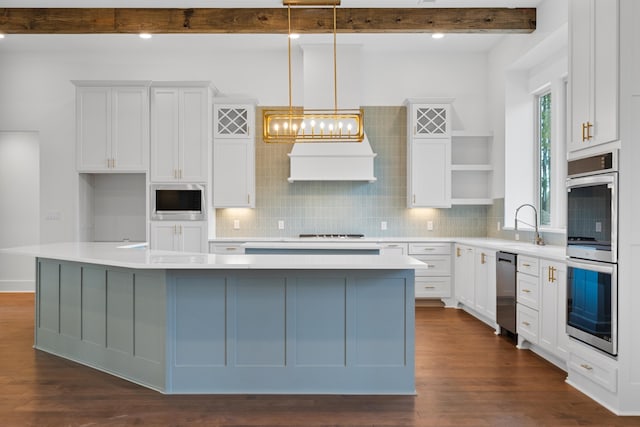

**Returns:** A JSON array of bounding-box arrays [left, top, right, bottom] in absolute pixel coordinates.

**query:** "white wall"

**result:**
[[0, 39, 491, 245], [488, 0, 569, 201], [0, 132, 39, 292]]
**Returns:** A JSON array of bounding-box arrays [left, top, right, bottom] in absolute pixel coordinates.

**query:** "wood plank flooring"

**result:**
[[1, 293, 638, 426]]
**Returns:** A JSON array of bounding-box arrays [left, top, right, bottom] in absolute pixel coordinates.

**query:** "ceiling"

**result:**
[[0, 0, 542, 53]]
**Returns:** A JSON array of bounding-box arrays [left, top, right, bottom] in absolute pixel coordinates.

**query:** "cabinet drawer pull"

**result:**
[[226, 247, 237, 251], [586, 122, 593, 140], [522, 321, 530, 327], [388, 244, 399, 248], [422, 247, 435, 251], [522, 289, 531, 293], [522, 263, 531, 267], [580, 363, 593, 371], [423, 286, 436, 290], [456, 247, 461, 257], [426, 264, 436, 268]]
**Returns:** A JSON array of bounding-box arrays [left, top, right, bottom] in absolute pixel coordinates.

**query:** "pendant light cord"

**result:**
[[288, 5, 293, 113], [333, 4, 338, 114]]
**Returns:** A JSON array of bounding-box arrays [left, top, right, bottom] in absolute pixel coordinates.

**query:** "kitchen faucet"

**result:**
[[514, 203, 545, 246]]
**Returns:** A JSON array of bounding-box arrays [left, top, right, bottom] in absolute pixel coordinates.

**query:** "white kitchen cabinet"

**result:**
[[405, 99, 452, 208], [150, 83, 211, 183], [209, 242, 246, 254], [450, 131, 493, 205], [474, 249, 496, 322], [74, 82, 150, 172], [212, 101, 256, 208], [408, 139, 451, 208], [454, 244, 475, 308], [150, 221, 207, 253], [516, 255, 540, 346], [455, 245, 497, 325], [379, 242, 409, 255], [411, 243, 453, 304], [539, 260, 569, 362], [568, 0, 619, 153]]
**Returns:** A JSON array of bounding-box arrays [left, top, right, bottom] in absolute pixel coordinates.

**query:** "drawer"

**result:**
[[409, 243, 451, 255], [210, 244, 245, 254], [516, 303, 539, 344], [415, 277, 451, 298], [517, 272, 540, 310], [413, 255, 451, 276], [568, 350, 617, 393], [379, 243, 409, 255], [517, 256, 539, 276]]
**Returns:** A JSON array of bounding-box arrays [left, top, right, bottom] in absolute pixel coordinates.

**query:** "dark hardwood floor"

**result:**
[[1, 293, 637, 426]]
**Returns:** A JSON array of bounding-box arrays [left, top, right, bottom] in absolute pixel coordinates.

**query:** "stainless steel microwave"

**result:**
[[151, 184, 206, 221]]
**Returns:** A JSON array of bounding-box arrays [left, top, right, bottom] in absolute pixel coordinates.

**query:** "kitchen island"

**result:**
[[8, 242, 424, 395]]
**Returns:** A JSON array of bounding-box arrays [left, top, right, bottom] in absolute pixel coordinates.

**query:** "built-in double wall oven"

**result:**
[[566, 151, 618, 356]]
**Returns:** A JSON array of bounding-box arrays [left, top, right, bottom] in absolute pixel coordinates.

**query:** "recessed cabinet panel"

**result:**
[[409, 139, 451, 208], [568, 0, 619, 153], [150, 88, 180, 182], [213, 102, 256, 208], [77, 88, 111, 171], [180, 89, 209, 182], [111, 88, 148, 171]]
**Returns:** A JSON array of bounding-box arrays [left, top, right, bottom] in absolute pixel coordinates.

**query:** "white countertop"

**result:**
[[3, 242, 427, 271], [211, 237, 567, 261]]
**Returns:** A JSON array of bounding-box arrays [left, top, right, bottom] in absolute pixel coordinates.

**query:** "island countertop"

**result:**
[[5, 242, 427, 271]]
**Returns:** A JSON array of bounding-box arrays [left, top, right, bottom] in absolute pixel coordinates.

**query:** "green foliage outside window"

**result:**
[[539, 92, 551, 226]]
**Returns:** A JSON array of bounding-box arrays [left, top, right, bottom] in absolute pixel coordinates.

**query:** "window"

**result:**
[[537, 91, 552, 226]]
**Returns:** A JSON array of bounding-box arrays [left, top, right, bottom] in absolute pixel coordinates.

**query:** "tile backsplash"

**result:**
[[216, 106, 490, 238]]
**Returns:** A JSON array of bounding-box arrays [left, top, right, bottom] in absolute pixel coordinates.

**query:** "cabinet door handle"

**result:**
[[522, 289, 531, 293], [481, 253, 486, 264], [413, 194, 416, 204], [522, 321, 530, 327], [586, 121, 593, 140], [550, 266, 556, 283], [247, 194, 250, 204], [423, 286, 436, 290], [456, 247, 461, 257], [522, 263, 531, 267], [581, 122, 587, 142], [580, 363, 593, 371]]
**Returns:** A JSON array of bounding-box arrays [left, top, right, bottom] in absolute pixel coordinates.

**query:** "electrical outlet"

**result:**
[[233, 219, 240, 230], [278, 220, 285, 230], [381, 221, 387, 230], [427, 220, 434, 231], [595, 221, 602, 232]]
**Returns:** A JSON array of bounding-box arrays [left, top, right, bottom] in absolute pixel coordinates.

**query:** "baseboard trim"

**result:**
[[0, 280, 35, 292]]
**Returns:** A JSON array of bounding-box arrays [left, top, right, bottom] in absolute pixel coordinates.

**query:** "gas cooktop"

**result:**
[[298, 234, 365, 239]]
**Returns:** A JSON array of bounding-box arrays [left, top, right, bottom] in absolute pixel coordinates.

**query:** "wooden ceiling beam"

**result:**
[[0, 8, 536, 34]]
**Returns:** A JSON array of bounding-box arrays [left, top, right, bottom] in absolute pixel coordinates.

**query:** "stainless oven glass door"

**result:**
[[566, 258, 617, 356], [566, 172, 617, 263]]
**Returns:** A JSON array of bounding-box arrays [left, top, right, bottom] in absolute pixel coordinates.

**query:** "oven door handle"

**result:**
[[566, 258, 616, 275]]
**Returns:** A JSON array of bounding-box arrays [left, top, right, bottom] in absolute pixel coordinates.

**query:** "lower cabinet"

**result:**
[[516, 256, 569, 367], [410, 243, 453, 305], [454, 244, 497, 326], [150, 221, 207, 253]]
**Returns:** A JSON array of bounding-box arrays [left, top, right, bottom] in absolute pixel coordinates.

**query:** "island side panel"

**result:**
[[167, 269, 415, 394], [34, 258, 167, 392]]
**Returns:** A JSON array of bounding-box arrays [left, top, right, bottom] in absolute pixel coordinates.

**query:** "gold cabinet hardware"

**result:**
[[456, 247, 461, 257], [481, 252, 486, 264], [424, 286, 436, 290], [549, 266, 556, 283], [247, 194, 250, 204], [226, 247, 237, 251], [522, 321, 530, 327], [522, 263, 531, 267], [413, 194, 416, 204], [426, 264, 436, 268], [581, 122, 587, 141], [522, 289, 531, 293], [423, 247, 435, 251], [580, 363, 593, 371], [586, 121, 593, 140]]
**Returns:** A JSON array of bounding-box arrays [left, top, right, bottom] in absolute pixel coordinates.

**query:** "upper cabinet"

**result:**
[[406, 100, 452, 208], [74, 81, 150, 172], [212, 101, 256, 208], [150, 83, 211, 183], [569, 0, 619, 153], [406, 99, 493, 207]]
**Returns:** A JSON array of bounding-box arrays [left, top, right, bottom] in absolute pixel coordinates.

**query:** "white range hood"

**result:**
[[287, 44, 377, 183], [287, 135, 377, 182]]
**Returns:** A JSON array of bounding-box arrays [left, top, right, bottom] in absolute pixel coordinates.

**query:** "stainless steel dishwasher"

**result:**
[[496, 251, 517, 336]]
